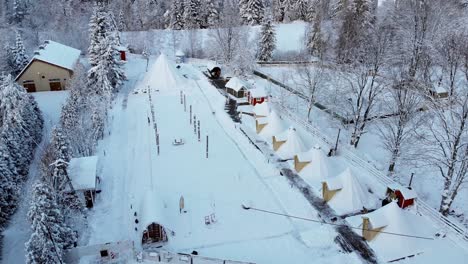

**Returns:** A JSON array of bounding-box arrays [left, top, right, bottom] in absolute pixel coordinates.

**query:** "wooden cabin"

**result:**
[[16, 40, 81, 92], [385, 184, 417, 208], [225, 77, 248, 98], [248, 87, 268, 106], [175, 50, 185, 64], [67, 156, 99, 208]]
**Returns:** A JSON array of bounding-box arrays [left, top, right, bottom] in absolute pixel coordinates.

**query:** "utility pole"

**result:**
[[408, 173, 415, 188]]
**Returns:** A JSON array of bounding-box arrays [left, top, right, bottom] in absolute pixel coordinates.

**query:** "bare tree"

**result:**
[[376, 76, 423, 173], [421, 87, 468, 216], [293, 64, 326, 122], [342, 25, 391, 147]]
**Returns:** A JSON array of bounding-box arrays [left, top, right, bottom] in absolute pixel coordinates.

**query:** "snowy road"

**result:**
[[84, 55, 360, 264]]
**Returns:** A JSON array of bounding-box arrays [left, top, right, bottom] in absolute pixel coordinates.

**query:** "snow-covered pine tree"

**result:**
[[118, 10, 126, 31], [272, 0, 286, 22], [91, 105, 105, 145], [293, 0, 310, 21], [104, 35, 126, 90], [184, 0, 203, 29], [170, 0, 185, 30], [336, 0, 375, 63], [25, 182, 76, 264], [7, 32, 29, 76], [88, 2, 110, 67], [12, 0, 26, 23], [0, 143, 19, 229], [205, 0, 220, 28], [240, 0, 265, 25], [257, 15, 276, 61], [306, 12, 326, 59]]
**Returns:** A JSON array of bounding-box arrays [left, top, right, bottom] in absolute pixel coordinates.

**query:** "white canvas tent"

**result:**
[[259, 110, 286, 142], [144, 53, 184, 91], [274, 127, 307, 160], [347, 202, 435, 262], [299, 148, 330, 187], [324, 168, 377, 215]]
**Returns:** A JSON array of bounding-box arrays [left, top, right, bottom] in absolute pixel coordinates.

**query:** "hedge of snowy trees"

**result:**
[[24, 3, 126, 262], [0, 75, 43, 230]]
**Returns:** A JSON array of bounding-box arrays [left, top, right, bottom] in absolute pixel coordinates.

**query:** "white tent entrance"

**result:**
[[142, 222, 168, 244]]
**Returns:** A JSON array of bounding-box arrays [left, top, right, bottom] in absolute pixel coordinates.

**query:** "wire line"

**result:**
[[242, 205, 435, 240]]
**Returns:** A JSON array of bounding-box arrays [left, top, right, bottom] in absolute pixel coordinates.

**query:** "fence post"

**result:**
[[206, 135, 209, 158]]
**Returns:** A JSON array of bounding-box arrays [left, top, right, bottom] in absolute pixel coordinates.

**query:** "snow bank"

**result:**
[[326, 168, 377, 215], [144, 53, 184, 91], [253, 102, 270, 117], [275, 127, 307, 160]]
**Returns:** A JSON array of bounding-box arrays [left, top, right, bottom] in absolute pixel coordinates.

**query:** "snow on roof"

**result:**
[[225, 77, 248, 92], [257, 116, 268, 125], [326, 168, 377, 215], [253, 101, 270, 116], [144, 53, 184, 91], [259, 110, 287, 141], [116, 45, 128, 51], [67, 156, 98, 191], [387, 183, 418, 199], [348, 202, 436, 261], [249, 87, 267, 98], [434, 85, 448, 94], [33, 41, 80, 71], [299, 148, 330, 184], [175, 50, 185, 57], [275, 127, 307, 160]]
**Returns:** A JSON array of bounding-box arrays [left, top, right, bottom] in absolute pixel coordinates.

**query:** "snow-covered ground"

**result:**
[[82, 55, 360, 264], [1, 91, 69, 264]]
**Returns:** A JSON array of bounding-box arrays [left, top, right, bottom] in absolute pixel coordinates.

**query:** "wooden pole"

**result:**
[[334, 129, 341, 154], [156, 133, 160, 155], [189, 105, 192, 124], [180, 91, 183, 104], [197, 120, 201, 142], [206, 135, 209, 158], [408, 173, 415, 188], [193, 115, 197, 134], [184, 95, 187, 112]]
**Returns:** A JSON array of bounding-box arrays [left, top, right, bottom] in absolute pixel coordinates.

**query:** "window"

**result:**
[[23, 80, 36, 93]]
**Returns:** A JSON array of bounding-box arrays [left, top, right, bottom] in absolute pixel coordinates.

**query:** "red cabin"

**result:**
[[248, 87, 268, 106], [385, 184, 417, 208], [116, 46, 127, 61]]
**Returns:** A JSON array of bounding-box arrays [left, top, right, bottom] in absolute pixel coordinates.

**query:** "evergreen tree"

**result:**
[[257, 15, 277, 61], [336, 0, 375, 63], [205, 0, 220, 28], [7, 32, 29, 76], [12, 0, 26, 23], [240, 0, 265, 25], [306, 11, 326, 59], [25, 182, 76, 264], [0, 143, 19, 228], [293, 0, 310, 21], [184, 0, 203, 29], [88, 3, 110, 67], [170, 0, 185, 30], [118, 10, 126, 31]]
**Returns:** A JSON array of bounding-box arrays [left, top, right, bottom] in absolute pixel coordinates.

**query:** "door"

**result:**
[[49, 81, 62, 91], [23, 82, 36, 92]]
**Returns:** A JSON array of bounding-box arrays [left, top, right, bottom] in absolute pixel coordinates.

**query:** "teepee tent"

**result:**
[[323, 168, 377, 215], [144, 53, 184, 91], [274, 127, 307, 160], [299, 148, 330, 187], [347, 202, 435, 262], [259, 110, 286, 142]]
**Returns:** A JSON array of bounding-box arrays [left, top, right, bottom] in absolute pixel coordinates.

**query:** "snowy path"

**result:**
[[1, 91, 69, 264]]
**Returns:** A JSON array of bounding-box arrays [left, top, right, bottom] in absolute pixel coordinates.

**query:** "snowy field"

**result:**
[[82, 54, 361, 264], [1, 91, 69, 264]]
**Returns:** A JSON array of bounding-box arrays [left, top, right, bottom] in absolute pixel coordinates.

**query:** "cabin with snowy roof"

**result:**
[[248, 87, 268, 106], [385, 184, 417, 209], [67, 156, 99, 208], [225, 77, 248, 98], [15, 40, 81, 92]]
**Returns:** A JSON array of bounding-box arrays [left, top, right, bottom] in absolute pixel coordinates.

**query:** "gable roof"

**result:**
[[16, 40, 81, 80], [225, 77, 248, 92], [67, 156, 98, 191]]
